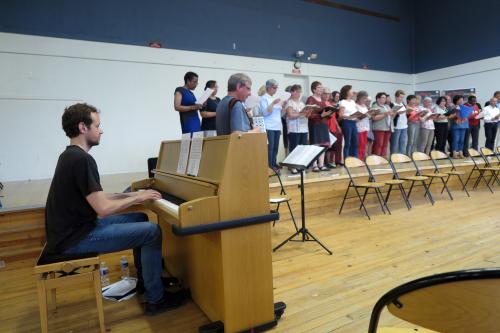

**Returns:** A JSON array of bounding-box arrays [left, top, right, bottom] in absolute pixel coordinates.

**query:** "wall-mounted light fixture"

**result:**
[[307, 53, 318, 61]]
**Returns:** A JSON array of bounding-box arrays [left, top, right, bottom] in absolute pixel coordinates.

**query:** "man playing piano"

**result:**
[[45, 103, 186, 315]]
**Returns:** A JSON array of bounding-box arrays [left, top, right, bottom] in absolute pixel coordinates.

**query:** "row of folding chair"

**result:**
[[339, 150, 471, 220], [464, 147, 500, 193]]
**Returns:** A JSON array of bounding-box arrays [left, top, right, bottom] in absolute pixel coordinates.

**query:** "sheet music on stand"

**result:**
[[187, 131, 204, 176], [177, 133, 191, 174], [281, 145, 325, 170]]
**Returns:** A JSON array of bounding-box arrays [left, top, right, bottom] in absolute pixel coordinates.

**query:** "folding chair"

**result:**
[[338, 157, 389, 220], [430, 150, 470, 197], [479, 147, 500, 187], [412, 152, 453, 200], [269, 168, 299, 232], [389, 154, 434, 205], [368, 268, 500, 333], [464, 148, 499, 193], [365, 155, 411, 210]]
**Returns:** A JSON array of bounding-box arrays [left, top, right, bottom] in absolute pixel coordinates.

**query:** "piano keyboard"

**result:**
[[155, 199, 179, 218]]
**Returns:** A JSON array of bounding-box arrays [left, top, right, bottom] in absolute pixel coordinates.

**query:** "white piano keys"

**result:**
[[155, 199, 179, 218]]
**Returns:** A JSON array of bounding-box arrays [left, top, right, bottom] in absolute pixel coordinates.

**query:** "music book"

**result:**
[[305, 104, 322, 109], [187, 131, 204, 176], [245, 95, 261, 109], [416, 109, 429, 117], [349, 111, 368, 119], [177, 133, 191, 174], [281, 145, 326, 170], [323, 106, 339, 113], [196, 88, 214, 105], [368, 108, 382, 116], [392, 105, 407, 114], [253, 116, 267, 133]]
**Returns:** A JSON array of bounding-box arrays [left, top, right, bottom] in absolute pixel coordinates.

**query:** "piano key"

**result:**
[[155, 199, 179, 218]]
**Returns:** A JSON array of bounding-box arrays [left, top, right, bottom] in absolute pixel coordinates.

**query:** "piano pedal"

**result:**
[[198, 320, 224, 333]]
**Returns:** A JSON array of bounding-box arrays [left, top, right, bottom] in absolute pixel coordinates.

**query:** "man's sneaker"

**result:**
[[144, 289, 189, 316]]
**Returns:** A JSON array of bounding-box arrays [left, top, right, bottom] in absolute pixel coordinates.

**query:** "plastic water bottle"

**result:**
[[120, 256, 130, 280], [100, 262, 110, 287]]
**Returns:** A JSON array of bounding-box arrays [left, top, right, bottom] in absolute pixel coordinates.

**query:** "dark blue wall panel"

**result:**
[[0, 0, 414, 73], [414, 0, 500, 72]]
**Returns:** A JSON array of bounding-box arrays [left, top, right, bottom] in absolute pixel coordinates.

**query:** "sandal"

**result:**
[[320, 166, 329, 171], [312, 166, 320, 172]]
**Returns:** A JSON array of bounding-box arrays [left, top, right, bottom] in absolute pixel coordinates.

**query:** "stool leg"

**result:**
[[49, 272, 57, 312], [93, 269, 106, 333], [36, 278, 49, 333]]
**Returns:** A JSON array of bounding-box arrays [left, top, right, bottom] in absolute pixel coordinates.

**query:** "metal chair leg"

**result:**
[[422, 180, 435, 205], [359, 187, 369, 210], [339, 185, 351, 215], [398, 184, 412, 209], [354, 186, 371, 220]]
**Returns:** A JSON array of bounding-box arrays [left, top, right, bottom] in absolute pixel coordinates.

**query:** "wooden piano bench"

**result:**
[[34, 244, 105, 333]]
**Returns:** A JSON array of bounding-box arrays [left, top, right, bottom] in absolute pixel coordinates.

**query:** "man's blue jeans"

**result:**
[[390, 128, 408, 154], [63, 212, 163, 303]]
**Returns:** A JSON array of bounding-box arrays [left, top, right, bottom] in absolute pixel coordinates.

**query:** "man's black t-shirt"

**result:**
[[45, 145, 102, 253]]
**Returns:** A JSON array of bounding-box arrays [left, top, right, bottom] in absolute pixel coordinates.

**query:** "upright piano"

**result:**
[[131, 133, 281, 333]]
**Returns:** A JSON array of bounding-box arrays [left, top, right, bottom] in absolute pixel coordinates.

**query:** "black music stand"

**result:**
[[273, 146, 332, 255]]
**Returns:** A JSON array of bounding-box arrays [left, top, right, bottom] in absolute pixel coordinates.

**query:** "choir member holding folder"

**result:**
[[285, 84, 312, 174], [371, 92, 394, 157], [450, 95, 470, 159], [174, 72, 203, 134], [338, 85, 359, 159], [306, 81, 332, 172], [418, 97, 435, 154], [200, 80, 220, 132], [406, 95, 420, 156], [323, 88, 343, 168], [433, 96, 450, 153], [480, 97, 500, 149], [390, 90, 408, 155], [355, 91, 370, 160]]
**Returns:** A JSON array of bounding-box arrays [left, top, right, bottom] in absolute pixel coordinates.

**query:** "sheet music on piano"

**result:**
[[281, 145, 325, 169], [176, 133, 191, 174], [187, 131, 204, 176]]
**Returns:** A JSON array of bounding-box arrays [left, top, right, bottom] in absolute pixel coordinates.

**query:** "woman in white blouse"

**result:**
[[355, 91, 370, 160], [285, 84, 311, 174], [338, 85, 359, 158], [418, 97, 435, 154]]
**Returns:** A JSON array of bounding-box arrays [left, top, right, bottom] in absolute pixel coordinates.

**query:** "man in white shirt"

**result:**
[[483, 97, 499, 149], [260, 79, 284, 170]]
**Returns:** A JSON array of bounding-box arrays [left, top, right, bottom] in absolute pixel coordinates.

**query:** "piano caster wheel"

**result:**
[[198, 320, 224, 333], [274, 301, 286, 321]]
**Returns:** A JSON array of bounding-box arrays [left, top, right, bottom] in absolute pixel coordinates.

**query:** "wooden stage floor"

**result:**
[[2, 179, 500, 332]]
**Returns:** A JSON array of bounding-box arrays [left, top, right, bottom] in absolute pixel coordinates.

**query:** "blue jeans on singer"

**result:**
[[63, 212, 163, 303], [452, 128, 467, 153], [391, 128, 408, 154], [266, 130, 281, 168]]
